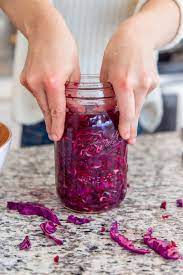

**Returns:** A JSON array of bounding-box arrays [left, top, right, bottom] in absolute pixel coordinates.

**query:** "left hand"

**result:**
[[100, 17, 159, 144]]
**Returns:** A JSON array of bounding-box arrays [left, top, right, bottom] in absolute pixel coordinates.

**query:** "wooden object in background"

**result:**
[[0, 122, 10, 147]]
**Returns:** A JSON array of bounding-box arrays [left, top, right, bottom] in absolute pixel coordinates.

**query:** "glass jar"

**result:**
[[55, 75, 128, 213]]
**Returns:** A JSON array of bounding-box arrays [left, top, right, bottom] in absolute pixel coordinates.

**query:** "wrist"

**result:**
[[120, 14, 157, 50], [25, 5, 64, 42]]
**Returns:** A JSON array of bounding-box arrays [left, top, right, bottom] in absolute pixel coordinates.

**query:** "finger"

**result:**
[[100, 60, 109, 83], [44, 75, 66, 141], [36, 90, 52, 135], [148, 74, 160, 94], [20, 71, 34, 93], [128, 84, 149, 144], [20, 47, 32, 89], [67, 67, 85, 113], [20, 68, 52, 135], [70, 65, 81, 82], [112, 78, 135, 140], [128, 117, 139, 145]]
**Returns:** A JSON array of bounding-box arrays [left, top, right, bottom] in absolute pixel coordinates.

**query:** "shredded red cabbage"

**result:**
[[144, 228, 182, 260], [46, 234, 63, 246], [160, 201, 167, 210], [110, 222, 150, 255], [67, 215, 94, 225], [40, 221, 63, 246], [162, 215, 171, 220], [100, 226, 106, 233], [55, 110, 128, 212], [176, 199, 183, 208], [40, 221, 57, 234], [54, 255, 59, 263], [19, 236, 31, 250], [7, 202, 60, 225]]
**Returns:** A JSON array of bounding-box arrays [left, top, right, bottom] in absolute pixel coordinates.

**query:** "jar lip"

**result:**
[[65, 74, 112, 90]]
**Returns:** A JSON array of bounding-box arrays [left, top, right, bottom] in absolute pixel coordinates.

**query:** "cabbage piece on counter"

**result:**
[[7, 201, 60, 225], [110, 222, 150, 255]]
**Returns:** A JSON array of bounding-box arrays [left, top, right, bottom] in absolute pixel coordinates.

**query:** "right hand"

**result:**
[[20, 10, 80, 141]]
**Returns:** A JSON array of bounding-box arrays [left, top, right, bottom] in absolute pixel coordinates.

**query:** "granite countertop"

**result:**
[[0, 132, 183, 275]]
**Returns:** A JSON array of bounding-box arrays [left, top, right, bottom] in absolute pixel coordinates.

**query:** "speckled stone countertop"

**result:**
[[0, 132, 183, 275]]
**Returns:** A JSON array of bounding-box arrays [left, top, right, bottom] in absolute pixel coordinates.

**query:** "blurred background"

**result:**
[[0, 11, 183, 148]]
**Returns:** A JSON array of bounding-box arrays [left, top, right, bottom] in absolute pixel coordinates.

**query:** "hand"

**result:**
[[20, 10, 80, 141], [100, 17, 159, 144]]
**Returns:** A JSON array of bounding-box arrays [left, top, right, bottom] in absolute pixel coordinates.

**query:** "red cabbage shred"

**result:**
[[54, 255, 59, 263], [19, 236, 31, 250], [55, 110, 128, 212], [162, 214, 171, 220], [110, 222, 150, 255], [7, 202, 60, 225], [160, 201, 167, 210], [100, 226, 106, 233], [67, 215, 93, 225], [144, 228, 182, 260], [176, 199, 183, 208], [40, 221, 57, 234], [40, 221, 63, 246]]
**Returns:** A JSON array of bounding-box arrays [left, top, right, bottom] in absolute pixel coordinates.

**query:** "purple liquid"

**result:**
[[55, 109, 128, 213]]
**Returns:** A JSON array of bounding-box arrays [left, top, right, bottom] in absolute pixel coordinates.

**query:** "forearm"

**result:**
[[0, 0, 61, 40], [129, 0, 181, 49]]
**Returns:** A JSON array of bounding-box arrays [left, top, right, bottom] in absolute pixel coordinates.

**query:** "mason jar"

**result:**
[[55, 75, 128, 213]]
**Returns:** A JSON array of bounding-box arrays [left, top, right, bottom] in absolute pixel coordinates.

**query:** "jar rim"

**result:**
[[65, 74, 112, 90]]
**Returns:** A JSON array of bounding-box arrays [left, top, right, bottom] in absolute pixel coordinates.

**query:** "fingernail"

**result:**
[[51, 134, 59, 141], [129, 138, 136, 145], [123, 132, 130, 140], [48, 134, 53, 141]]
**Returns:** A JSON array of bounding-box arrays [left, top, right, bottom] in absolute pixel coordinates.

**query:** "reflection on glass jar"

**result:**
[[55, 75, 128, 213]]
